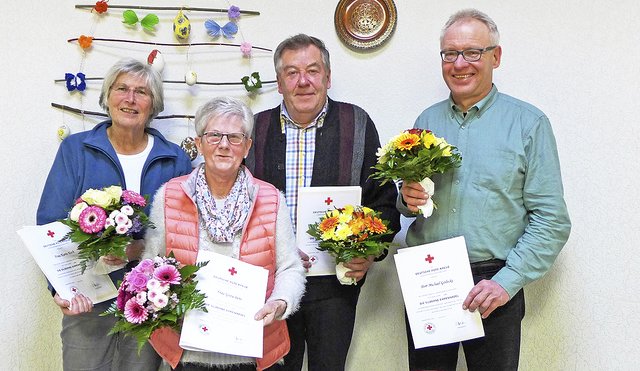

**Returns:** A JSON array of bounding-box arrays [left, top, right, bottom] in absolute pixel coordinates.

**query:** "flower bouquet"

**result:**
[[307, 205, 393, 285], [101, 254, 208, 353], [370, 128, 462, 216], [59, 185, 152, 273]]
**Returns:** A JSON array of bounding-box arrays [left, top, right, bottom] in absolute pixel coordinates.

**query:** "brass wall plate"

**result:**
[[334, 0, 397, 50]]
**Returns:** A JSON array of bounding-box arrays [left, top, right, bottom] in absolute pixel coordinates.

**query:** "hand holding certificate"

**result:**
[[180, 250, 268, 358], [17, 221, 118, 303], [394, 236, 484, 348], [296, 186, 361, 276]]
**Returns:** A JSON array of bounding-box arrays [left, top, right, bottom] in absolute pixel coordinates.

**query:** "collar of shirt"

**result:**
[[448, 84, 499, 122], [279, 99, 329, 133]]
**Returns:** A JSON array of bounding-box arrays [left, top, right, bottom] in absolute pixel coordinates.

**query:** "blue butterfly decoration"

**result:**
[[65, 73, 87, 92], [204, 20, 238, 39]]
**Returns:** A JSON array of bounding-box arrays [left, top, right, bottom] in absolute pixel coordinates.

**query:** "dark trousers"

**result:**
[[271, 275, 363, 371], [175, 363, 257, 371], [407, 260, 525, 371]]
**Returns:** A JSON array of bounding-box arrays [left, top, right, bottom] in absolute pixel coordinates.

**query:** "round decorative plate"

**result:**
[[334, 0, 397, 50]]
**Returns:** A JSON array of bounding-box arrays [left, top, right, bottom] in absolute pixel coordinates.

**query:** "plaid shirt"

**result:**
[[280, 101, 328, 230]]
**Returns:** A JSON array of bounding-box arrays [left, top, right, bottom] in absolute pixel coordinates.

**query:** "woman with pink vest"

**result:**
[[142, 97, 306, 371]]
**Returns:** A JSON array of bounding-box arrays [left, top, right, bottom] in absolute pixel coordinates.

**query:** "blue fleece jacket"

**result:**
[[36, 121, 192, 290]]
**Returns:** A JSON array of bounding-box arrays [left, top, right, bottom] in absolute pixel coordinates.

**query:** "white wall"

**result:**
[[2, 1, 638, 370]]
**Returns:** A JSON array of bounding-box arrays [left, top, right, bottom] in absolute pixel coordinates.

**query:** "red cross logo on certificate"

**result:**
[[425, 254, 435, 263], [309, 256, 317, 264], [228, 267, 238, 275], [47, 230, 55, 238], [324, 197, 333, 205], [200, 325, 208, 333]]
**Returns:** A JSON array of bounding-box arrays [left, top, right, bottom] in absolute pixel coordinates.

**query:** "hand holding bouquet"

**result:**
[[307, 205, 393, 285], [101, 254, 208, 352], [59, 185, 152, 272], [370, 128, 462, 216]]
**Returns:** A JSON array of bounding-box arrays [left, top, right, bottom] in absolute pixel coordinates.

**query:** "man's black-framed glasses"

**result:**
[[440, 46, 497, 63], [202, 131, 246, 145]]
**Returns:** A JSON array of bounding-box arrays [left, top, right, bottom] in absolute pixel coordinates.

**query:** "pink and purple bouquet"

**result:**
[[101, 254, 208, 352], [59, 185, 152, 272]]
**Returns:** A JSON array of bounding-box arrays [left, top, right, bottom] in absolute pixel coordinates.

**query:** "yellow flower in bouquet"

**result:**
[[307, 205, 393, 263], [371, 128, 462, 185]]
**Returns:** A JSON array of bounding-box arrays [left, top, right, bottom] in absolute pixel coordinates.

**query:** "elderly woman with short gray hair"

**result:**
[[143, 96, 305, 371]]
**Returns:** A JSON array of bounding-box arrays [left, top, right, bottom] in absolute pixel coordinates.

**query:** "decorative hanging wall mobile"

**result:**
[[55, 3, 272, 149]]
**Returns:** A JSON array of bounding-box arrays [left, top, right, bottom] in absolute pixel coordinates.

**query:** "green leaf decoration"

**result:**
[[122, 10, 139, 25], [140, 14, 159, 31], [241, 72, 263, 92]]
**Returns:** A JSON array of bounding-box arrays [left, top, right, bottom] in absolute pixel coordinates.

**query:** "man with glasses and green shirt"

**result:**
[[399, 9, 571, 371]]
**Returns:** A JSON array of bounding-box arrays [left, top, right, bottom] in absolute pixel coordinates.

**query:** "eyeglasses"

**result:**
[[110, 84, 152, 100], [440, 46, 497, 63], [202, 131, 246, 145]]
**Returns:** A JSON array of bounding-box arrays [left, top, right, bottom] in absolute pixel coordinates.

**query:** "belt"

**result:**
[[470, 259, 505, 276]]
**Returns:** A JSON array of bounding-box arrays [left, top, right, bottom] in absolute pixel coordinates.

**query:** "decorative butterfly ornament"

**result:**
[[122, 10, 159, 31], [65, 73, 87, 92], [204, 20, 238, 39]]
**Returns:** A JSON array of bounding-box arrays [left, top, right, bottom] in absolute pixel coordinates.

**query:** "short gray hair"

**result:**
[[274, 34, 331, 74], [440, 9, 500, 46], [99, 58, 164, 126], [194, 97, 254, 137]]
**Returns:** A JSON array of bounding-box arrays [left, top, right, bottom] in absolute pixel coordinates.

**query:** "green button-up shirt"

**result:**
[[399, 85, 571, 298]]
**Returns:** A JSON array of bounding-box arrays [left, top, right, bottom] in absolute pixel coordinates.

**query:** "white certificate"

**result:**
[[395, 236, 484, 348], [296, 186, 362, 276], [180, 250, 268, 358], [17, 222, 118, 303]]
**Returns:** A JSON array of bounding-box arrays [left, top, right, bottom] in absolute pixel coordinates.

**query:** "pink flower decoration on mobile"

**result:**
[[240, 42, 252, 58], [78, 206, 107, 233]]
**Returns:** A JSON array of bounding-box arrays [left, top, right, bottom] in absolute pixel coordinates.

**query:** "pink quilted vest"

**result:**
[[149, 172, 290, 370]]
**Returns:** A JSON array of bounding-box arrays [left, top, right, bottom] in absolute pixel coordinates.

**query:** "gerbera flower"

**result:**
[[366, 216, 387, 234], [154, 265, 181, 285], [124, 298, 149, 324], [318, 216, 339, 232], [122, 190, 146, 207], [77, 206, 107, 233], [394, 132, 421, 151]]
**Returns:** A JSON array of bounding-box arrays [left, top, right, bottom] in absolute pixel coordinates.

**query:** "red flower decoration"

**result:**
[[94, 1, 108, 14], [78, 35, 94, 49]]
